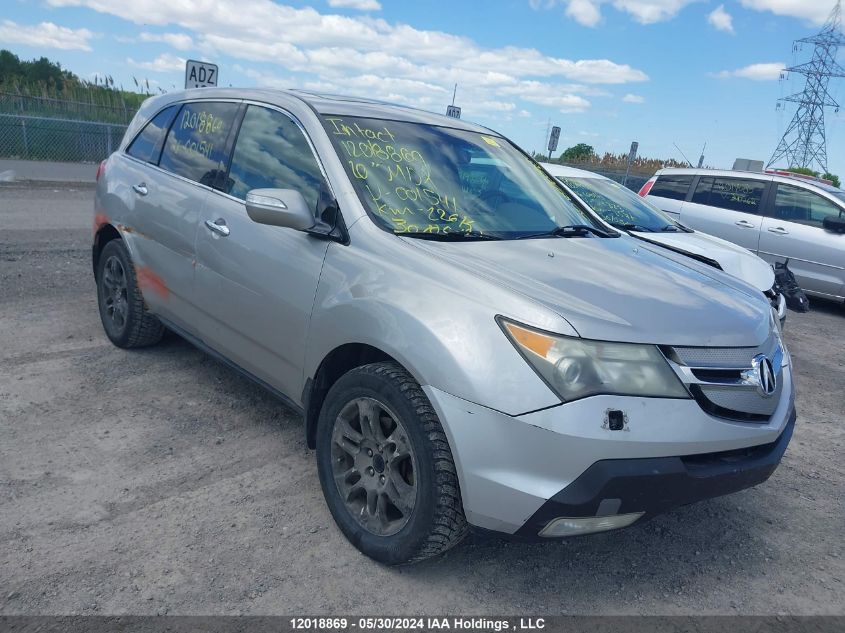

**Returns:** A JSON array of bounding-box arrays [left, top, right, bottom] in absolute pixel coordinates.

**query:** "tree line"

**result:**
[[0, 49, 153, 122], [536, 143, 840, 186]]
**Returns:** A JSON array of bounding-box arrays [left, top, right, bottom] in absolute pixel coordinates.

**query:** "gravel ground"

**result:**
[[1, 183, 843, 616]]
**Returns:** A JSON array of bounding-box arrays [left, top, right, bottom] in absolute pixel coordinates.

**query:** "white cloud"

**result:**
[[46, 0, 648, 115], [499, 80, 595, 112], [739, 1, 835, 26], [328, 0, 382, 10], [714, 62, 785, 81], [127, 53, 187, 73], [0, 20, 94, 51], [533, 0, 698, 27], [138, 31, 194, 50], [622, 93, 645, 103], [614, 0, 699, 24], [566, 0, 603, 26], [520, 92, 592, 113], [708, 4, 735, 33]]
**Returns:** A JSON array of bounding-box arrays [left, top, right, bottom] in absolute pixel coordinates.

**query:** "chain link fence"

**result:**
[[0, 92, 135, 162], [0, 114, 128, 162]]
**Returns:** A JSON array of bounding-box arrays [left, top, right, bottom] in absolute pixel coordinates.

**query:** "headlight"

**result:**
[[499, 318, 690, 401]]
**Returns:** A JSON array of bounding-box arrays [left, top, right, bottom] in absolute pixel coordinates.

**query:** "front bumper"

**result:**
[[515, 408, 794, 539], [423, 366, 794, 536]]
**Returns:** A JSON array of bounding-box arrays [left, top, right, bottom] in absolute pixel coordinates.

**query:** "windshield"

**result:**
[[322, 115, 597, 238], [559, 176, 680, 232]]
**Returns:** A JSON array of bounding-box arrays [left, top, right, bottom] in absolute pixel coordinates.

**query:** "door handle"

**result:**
[[735, 220, 755, 228], [132, 183, 148, 196], [767, 226, 789, 235], [205, 218, 230, 237]]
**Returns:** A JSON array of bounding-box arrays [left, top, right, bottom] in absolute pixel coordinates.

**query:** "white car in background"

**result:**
[[541, 164, 787, 322], [639, 167, 845, 303]]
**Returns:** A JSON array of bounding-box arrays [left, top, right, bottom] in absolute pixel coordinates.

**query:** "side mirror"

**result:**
[[822, 215, 845, 234], [245, 188, 315, 231]]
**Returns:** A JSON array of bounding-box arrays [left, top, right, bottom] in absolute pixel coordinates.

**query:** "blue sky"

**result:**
[[3, 0, 844, 173]]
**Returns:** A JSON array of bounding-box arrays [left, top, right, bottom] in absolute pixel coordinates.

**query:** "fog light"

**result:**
[[538, 512, 645, 537]]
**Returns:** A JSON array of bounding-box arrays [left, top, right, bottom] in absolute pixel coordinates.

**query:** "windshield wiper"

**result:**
[[396, 231, 502, 241], [660, 224, 681, 232], [618, 223, 655, 233], [515, 224, 619, 240]]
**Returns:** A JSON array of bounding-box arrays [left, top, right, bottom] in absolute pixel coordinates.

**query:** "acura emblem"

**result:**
[[753, 354, 777, 397]]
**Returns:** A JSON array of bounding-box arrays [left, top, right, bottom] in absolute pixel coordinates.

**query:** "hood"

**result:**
[[405, 234, 772, 348], [631, 230, 774, 292]]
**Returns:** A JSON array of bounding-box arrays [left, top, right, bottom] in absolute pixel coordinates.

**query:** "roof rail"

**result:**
[[764, 169, 834, 186]]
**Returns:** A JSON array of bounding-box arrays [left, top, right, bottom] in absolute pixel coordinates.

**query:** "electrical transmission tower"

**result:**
[[768, 1, 845, 173]]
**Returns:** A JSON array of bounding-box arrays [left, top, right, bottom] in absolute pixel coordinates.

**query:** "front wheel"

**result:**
[[316, 362, 468, 564]]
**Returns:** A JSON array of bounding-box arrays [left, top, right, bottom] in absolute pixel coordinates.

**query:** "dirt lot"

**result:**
[[1, 182, 843, 616]]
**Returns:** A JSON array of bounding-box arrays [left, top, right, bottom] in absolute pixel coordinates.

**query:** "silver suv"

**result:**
[[94, 89, 795, 564], [641, 168, 845, 302]]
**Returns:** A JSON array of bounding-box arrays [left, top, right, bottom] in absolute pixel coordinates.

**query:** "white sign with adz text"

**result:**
[[185, 60, 218, 89]]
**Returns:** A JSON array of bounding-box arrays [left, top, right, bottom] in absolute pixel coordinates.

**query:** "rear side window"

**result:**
[[159, 102, 239, 186], [225, 105, 326, 210], [773, 183, 844, 227], [648, 175, 693, 201], [126, 105, 178, 163], [692, 177, 766, 215]]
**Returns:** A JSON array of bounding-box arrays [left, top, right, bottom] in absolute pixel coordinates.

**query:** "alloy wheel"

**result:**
[[101, 255, 129, 332], [330, 397, 418, 536]]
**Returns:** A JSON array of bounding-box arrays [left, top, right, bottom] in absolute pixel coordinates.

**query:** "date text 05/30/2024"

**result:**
[[289, 617, 547, 631]]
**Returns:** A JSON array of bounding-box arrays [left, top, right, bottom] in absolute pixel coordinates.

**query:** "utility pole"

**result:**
[[768, 1, 845, 172]]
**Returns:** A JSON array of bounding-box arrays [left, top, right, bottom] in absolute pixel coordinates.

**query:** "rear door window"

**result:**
[[648, 175, 693, 201], [159, 102, 240, 187], [225, 105, 326, 211], [126, 105, 178, 164], [773, 183, 844, 227], [692, 177, 766, 215]]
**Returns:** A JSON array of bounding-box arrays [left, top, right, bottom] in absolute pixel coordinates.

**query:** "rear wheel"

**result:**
[[316, 362, 468, 564], [96, 239, 164, 348]]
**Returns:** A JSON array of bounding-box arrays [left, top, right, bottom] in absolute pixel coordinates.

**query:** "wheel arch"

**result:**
[[303, 342, 407, 449], [92, 223, 122, 277]]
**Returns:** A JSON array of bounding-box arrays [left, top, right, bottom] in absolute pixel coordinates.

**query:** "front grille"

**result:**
[[672, 334, 780, 368], [668, 332, 784, 423], [672, 346, 757, 368], [681, 432, 781, 468]]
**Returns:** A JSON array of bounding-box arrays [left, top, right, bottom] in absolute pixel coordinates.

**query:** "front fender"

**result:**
[[304, 229, 564, 416]]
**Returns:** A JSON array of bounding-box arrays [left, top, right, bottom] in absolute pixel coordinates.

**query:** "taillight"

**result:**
[[638, 177, 656, 197], [96, 159, 107, 182]]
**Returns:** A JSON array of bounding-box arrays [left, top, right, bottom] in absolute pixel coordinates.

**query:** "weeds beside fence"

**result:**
[[561, 164, 650, 193], [0, 90, 138, 125]]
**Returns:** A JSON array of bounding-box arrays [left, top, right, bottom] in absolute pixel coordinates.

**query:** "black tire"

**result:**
[[96, 239, 164, 348], [316, 361, 468, 564]]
